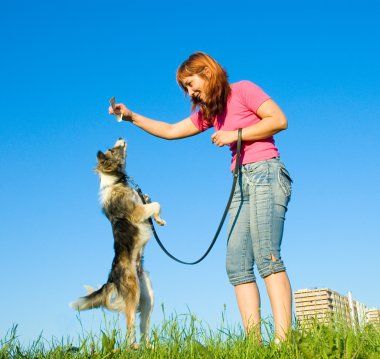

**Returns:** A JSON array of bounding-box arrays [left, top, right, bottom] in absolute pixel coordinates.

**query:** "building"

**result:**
[[294, 288, 378, 328], [366, 308, 380, 324], [294, 288, 351, 327]]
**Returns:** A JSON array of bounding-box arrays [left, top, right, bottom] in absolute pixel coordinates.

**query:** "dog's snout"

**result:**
[[114, 138, 126, 148]]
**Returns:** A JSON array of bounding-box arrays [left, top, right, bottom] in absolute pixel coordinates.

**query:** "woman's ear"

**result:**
[[203, 66, 211, 78]]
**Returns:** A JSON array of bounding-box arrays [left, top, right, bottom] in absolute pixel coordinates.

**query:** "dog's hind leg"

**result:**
[[122, 277, 140, 348], [139, 271, 154, 344]]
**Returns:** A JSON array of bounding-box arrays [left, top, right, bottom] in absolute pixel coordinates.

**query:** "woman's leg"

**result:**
[[235, 282, 261, 339], [245, 159, 293, 341], [264, 271, 292, 340], [227, 173, 259, 337]]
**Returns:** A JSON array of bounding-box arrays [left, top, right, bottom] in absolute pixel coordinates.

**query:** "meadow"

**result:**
[[1, 309, 380, 358]]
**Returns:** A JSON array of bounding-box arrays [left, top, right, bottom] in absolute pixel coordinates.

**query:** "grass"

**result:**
[[1, 309, 380, 358]]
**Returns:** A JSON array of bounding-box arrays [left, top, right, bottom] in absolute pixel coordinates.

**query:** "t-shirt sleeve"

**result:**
[[238, 80, 271, 113], [189, 111, 213, 132]]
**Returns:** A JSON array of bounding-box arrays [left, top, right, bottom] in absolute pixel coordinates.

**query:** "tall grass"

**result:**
[[1, 310, 380, 358]]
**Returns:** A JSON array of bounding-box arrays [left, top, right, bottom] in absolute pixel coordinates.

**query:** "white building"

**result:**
[[294, 288, 377, 328]]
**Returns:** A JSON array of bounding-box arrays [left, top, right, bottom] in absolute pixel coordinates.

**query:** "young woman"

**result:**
[[109, 52, 293, 342]]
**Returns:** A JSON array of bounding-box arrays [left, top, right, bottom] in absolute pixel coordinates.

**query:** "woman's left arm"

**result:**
[[211, 99, 287, 146]]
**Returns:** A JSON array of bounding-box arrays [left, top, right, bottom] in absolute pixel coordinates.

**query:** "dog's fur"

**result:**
[[70, 138, 165, 347]]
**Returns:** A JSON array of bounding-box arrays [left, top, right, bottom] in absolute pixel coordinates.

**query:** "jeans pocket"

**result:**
[[243, 163, 269, 187], [278, 167, 292, 197]]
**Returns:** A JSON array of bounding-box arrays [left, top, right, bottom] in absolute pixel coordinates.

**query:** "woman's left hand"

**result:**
[[211, 130, 238, 147]]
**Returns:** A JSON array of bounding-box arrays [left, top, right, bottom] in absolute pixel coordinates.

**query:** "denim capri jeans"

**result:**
[[226, 158, 292, 286]]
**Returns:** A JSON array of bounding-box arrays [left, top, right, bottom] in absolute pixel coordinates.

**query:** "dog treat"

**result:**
[[110, 96, 123, 122]]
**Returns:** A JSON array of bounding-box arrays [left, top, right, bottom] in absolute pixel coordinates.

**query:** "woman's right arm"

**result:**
[[109, 103, 200, 140]]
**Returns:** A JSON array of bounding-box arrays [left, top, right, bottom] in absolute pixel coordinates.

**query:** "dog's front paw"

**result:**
[[153, 214, 166, 226], [143, 194, 151, 204]]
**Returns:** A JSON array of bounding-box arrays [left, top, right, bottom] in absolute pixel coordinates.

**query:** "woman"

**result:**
[[109, 52, 293, 342]]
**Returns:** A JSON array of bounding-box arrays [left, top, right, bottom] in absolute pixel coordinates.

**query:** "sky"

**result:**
[[1, 0, 379, 346]]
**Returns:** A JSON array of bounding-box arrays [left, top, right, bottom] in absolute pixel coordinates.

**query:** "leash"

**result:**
[[135, 128, 242, 265]]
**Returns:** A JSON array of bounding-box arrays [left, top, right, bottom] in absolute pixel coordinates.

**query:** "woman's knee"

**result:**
[[226, 240, 256, 285], [256, 254, 286, 278], [226, 264, 256, 286]]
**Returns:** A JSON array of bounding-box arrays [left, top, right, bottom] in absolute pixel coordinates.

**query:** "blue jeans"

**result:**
[[226, 158, 292, 285]]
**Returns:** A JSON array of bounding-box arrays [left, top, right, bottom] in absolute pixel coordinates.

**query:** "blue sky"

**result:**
[[1, 0, 379, 345]]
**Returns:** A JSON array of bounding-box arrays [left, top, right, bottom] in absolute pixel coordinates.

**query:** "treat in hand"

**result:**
[[110, 96, 123, 122]]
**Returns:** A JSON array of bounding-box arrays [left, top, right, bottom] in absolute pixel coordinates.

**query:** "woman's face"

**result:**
[[182, 74, 207, 102]]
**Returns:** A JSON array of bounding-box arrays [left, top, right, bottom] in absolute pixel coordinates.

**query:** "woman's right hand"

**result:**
[[108, 103, 133, 121]]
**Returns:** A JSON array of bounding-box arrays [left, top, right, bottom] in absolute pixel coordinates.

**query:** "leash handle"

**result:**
[[139, 129, 242, 265]]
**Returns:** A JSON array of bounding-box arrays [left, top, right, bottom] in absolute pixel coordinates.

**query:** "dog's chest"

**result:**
[[99, 186, 112, 205], [98, 174, 119, 204]]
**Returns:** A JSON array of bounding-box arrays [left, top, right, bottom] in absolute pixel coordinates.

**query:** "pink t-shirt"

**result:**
[[190, 80, 280, 171]]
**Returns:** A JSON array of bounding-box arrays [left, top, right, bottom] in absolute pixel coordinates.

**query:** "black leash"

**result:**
[[137, 128, 242, 265]]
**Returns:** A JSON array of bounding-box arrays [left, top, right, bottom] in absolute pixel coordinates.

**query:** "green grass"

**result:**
[[1, 310, 380, 358]]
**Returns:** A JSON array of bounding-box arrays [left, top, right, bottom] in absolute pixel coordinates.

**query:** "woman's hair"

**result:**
[[176, 52, 231, 121]]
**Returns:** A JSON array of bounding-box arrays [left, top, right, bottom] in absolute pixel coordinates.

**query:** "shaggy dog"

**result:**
[[70, 138, 165, 348]]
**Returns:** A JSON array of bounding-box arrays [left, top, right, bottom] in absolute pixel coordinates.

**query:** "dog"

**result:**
[[70, 138, 166, 348]]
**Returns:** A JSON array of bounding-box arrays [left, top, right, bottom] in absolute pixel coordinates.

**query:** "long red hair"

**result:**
[[176, 52, 231, 121]]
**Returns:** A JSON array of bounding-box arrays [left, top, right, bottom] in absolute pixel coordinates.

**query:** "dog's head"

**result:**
[[95, 138, 127, 175]]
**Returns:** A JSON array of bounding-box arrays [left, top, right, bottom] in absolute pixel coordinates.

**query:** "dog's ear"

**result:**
[[97, 151, 106, 161]]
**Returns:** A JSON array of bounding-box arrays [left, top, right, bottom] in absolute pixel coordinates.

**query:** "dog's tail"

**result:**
[[70, 283, 125, 312]]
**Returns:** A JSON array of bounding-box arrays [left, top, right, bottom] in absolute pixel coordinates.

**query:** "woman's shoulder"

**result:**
[[231, 80, 258, 90], [230, 81, 271, 110], [231, 81, 266, 99]]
